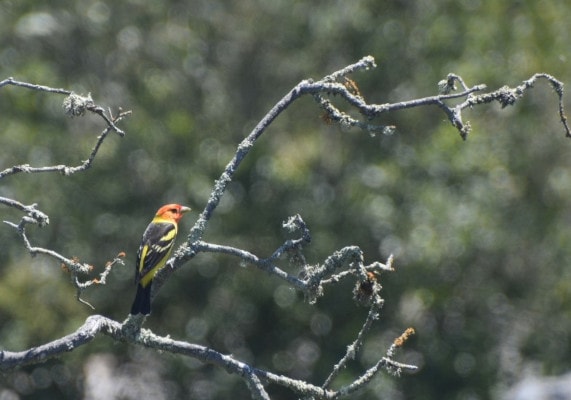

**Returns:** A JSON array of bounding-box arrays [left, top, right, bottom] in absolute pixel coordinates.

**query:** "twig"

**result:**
[[322, 306, 382, 389], [0, 77, 72, 94], [1, 79, 130, 308]]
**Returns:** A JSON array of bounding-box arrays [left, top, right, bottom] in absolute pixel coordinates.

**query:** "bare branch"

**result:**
[[0, 315, 412, 399], [193, 241, 307, 290], [457, 73, 570, 138], [175, 56, 569, 275], [190, 218, 393, 308], [0, 77, 72, 94], [1, 79, 130, 308], [3, 55, 567, 398], [181, 57, 376, 250], [322, 306, 382, 389], [0, 84, 130, 180], [0, 198, 49, 227]]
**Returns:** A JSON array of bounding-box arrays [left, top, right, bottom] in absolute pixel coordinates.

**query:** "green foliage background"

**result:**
[[1, 1, 571, 399]]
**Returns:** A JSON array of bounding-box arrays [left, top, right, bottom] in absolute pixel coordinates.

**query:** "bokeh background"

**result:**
[[1, 1, 571, 399]]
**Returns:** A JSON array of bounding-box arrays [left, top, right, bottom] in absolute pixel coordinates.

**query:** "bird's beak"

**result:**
[[180, 206, 191, 214]]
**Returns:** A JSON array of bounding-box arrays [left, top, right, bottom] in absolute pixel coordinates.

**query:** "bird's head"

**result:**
[[155, 204, 191, 223]]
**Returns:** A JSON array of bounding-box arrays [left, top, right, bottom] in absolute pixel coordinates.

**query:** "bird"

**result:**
[[130, 203, 191, 315]]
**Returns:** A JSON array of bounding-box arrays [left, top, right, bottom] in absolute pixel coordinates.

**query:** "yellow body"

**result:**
[[137, 216, 178, 288]]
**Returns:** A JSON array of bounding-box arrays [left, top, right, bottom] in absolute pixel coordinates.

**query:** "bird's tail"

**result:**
[[130, 283, 152, 315]]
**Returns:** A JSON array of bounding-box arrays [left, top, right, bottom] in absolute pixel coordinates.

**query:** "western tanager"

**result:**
[[130, 204, 191, 315]]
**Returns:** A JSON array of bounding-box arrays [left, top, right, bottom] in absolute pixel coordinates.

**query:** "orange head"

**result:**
[[155, 203, 191, 223]]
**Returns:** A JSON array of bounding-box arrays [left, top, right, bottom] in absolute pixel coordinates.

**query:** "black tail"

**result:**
[[130, 283, 152, 315]]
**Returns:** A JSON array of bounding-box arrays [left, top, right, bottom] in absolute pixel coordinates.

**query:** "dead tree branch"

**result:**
[[1, 55, 568, 398], [0, 80, 130, 305], [0, 315, 416, 399]]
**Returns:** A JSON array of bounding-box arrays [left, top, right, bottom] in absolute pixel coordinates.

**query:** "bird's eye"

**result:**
[[170, 208, 178, 213]]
